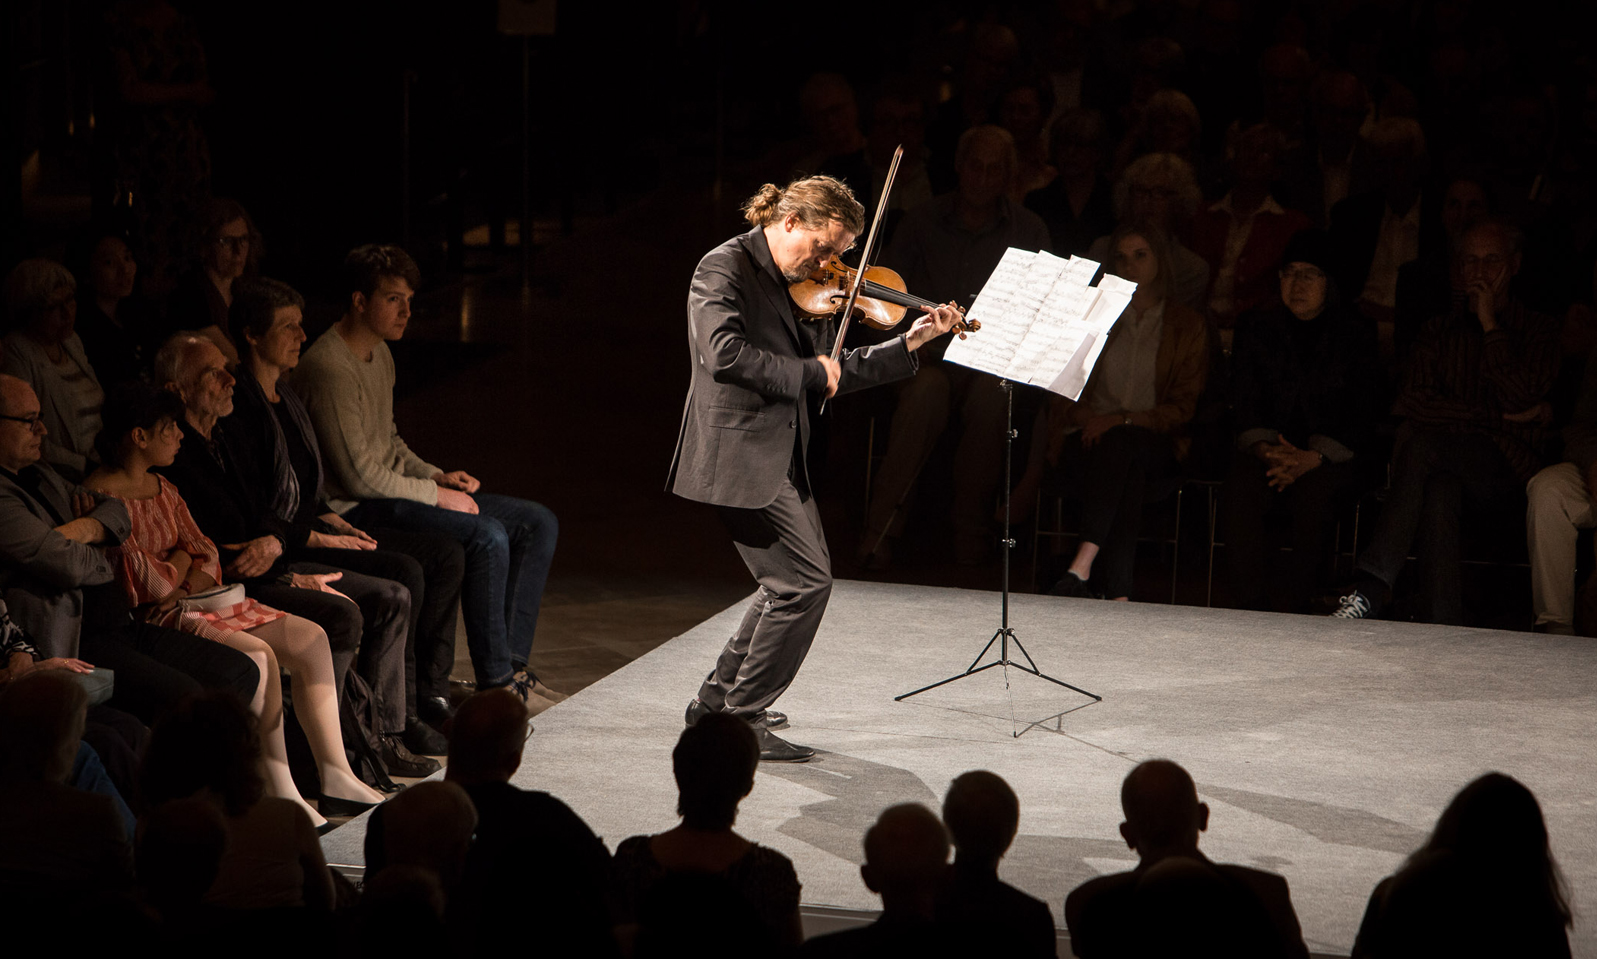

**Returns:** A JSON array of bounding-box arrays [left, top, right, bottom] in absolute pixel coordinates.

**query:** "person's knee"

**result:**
[[1526, 464, 1580, 519]]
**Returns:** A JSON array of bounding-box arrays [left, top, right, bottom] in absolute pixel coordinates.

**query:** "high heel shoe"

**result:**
[[319, 792, 382, 817]]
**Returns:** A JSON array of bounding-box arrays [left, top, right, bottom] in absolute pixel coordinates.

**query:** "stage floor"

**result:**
[[323, 580, 1597, 956]]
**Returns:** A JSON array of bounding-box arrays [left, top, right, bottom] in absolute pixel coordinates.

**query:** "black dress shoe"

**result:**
[[319, 793, 380, 817], [756, 727, 815, 763], [403, 718, 449, 756], [380, 734, 442, 778], [316, 821, 339, 837], [687, 699, 790, 730], [1047, 572, 1098, 598], [418, 694, 456, 728]]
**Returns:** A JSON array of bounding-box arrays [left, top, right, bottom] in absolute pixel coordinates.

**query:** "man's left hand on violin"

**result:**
[[904, 303, 965, 352]]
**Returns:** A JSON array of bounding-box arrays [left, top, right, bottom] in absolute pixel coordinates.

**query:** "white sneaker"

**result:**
[[1331, 591, 1372, 619]]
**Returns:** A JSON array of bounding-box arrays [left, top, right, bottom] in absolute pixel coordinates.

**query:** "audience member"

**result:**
[[1527, 348, 1597, 634], [1282, 71, 1372, 228], [85, 381, 388, 825], [1352, 772, 1572, 958], [1026, 110, 1116, 257], [0, 373, 259, 723], [0, 670, 133, 890], [1089, 153, 1210, 311], [936, 771, 1055, 959], [1064, 759, 1308, 959], [0, 599, 148, 808], [228, 278, 461, 747], [150, 333, 434, 776], [999, 73, 1058, 203], [1112, 89, 1203, 182], [1394, 174, 1492, 367], [68, 223, 161, 390], [795, 73, 867, 180], [293, 244, 560, 704], [136, 796, 228, 941], [1223, 231, 1383, 612], [444, 688, 615, 956], [862, 125, 1051, 567], [611, 713, 802, 956], [362, 780, 477, 892], [1020, 223, 1208, 601], [3, 258, 106, 482], [139, 690, 336, 911], [1327, 118, 1443, 328], [927, 23, 1021, 192], [166, 197, 259, 365], [1334, 220, 1561, 623], [818, 78, 934, 243], [799, 802, 953, 959], [1192, 123, 1312, 328]]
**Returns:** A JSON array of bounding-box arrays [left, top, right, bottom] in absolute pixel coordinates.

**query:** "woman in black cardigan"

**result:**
[[1221, 230, 1385, 612]]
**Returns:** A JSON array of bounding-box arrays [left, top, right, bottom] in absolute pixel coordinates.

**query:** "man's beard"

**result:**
[[781, 263, 813, 283]]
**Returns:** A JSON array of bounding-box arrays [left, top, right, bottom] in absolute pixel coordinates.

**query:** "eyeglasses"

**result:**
[[1279, 267, 1326, 283], [216, 235, 250, 252], [0, 414, 45, 431], [1460, 254, 1508, 270]]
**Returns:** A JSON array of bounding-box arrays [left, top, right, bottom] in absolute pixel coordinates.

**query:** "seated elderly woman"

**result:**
[[2, 258, 105, 481], [1221, 230, 1383, 613], [226, 277, 463, 747], [1016, 222, 1208, 602], [85, 381, 387, 828], [611, 714, 802, 957], [140, 690, 336, 914]]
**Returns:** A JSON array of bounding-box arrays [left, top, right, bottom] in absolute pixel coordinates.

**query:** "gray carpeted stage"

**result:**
[[323, 580, 1596, 956]]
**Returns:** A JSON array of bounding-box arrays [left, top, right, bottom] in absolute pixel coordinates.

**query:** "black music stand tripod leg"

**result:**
[[896, 379, 1101, 705]]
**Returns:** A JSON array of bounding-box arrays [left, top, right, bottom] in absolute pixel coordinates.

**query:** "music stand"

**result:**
[[895, 378, 1101, 708]]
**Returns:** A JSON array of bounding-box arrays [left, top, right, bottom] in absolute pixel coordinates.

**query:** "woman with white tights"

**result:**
[[87, 383, 385, 827]]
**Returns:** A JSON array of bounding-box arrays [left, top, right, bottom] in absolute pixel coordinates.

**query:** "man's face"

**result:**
[[957, 139, 1012, 209], [0, 381, 46, 472], [771, 217, 855, 284], [354, 276, 414, 341], [1459, 226, 1520, 303], [182, 342, 236, 421]]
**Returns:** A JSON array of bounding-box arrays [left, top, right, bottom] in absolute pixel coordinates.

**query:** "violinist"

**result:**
[[861, 126, 1051, 568], [668, 175, 962, 762]]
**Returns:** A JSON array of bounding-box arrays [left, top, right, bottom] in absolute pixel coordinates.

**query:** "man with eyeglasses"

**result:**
[[1333, 219, 1560, 623], [0, 374, 260, 722]]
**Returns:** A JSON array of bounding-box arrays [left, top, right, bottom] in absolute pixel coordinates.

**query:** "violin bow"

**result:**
[[820, 144, 903, 413]]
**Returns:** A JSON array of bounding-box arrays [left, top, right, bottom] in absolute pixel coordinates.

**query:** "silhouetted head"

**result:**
[[943, 770, 1020, 866], [1417, 772, 1571, 926], [370, 781, 478, 888], [673, 713, 758, 830], [860, 802, 950, 917], [0, 669, 86, 784], [1119, 759, 1209, 861], [138, 797, 228, 911], [446, 687, 531, 785], [139, 690, 265, 816]]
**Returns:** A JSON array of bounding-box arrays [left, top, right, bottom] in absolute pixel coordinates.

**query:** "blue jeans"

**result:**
[[344, 493, 558, 688]]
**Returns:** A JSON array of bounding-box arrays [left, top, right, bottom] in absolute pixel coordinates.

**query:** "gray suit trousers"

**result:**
[[699, 477, 832, 720]]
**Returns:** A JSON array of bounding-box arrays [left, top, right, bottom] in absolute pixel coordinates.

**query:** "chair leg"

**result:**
[[1206, 486, 1217, 607], [1170, 487, 1183, 604]]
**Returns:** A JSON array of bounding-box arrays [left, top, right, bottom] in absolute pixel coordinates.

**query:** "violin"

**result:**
[[789, 257, 981, 339]]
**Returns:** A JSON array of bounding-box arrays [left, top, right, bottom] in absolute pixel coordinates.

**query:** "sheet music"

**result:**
[[944, 248, 1135, 399]]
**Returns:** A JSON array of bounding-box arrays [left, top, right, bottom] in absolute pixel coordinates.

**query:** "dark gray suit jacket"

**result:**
[[668, 226, 918, 509], [0, 464, 131, 658]]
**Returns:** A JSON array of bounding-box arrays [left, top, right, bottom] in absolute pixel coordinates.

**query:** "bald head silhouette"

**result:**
[[445, 688, 530, 785], [1119, 759, 1210, 864]]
